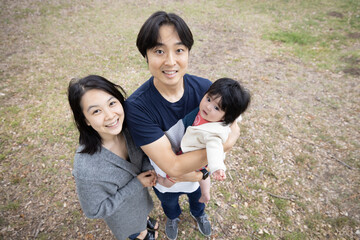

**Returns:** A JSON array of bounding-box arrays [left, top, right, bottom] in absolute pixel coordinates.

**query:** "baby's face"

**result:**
[[199, 94, 225, 122]]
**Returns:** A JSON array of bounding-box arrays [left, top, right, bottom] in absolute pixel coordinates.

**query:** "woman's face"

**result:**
[[81, 89, 124, 140], [199, 94, 225, 122], [146, 24, 189, 90]]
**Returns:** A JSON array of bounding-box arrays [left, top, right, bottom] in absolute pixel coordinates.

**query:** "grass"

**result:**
[[1, 201, 20, 211], [238, 0, 359, 72], [265, 31, 318, 45], [282, 231, 307, 240], [1, 0, 359, 239]]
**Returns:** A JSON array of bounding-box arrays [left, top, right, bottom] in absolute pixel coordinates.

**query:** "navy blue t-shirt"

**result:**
[[124, 74, 212, 147]]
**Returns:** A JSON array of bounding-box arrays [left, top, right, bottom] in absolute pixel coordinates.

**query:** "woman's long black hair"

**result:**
[[68, 75, 126, 155]]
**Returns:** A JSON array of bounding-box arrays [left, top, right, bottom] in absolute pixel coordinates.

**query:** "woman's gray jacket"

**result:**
[[72, 128, 154, 240]]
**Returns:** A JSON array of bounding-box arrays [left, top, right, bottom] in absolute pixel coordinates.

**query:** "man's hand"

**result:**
[[157, 174, 176, 188]]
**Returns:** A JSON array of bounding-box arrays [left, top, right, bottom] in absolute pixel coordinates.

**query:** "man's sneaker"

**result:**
[[190, 212, 211, 236], [165, 217, 180, 240]]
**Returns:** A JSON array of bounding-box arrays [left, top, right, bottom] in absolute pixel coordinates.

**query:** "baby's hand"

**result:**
[[212, 169, 226, 181], [157, 174, 175, 188]]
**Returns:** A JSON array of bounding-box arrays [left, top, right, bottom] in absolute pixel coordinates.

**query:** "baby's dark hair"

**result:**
[[206, 78, 250, 125]]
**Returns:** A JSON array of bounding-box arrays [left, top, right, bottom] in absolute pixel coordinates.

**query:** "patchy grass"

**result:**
[[265, 30, 318, 45], [1, 0, 359, 239], [241, 0, 360, 73], [1, 201, 21, 211]]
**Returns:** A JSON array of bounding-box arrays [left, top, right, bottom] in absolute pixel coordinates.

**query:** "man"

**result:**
[[125, 11, 240, 240]]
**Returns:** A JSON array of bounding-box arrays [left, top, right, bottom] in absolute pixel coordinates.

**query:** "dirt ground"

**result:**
[[188, 16, 360, 240], [0, 1, 359, 239]]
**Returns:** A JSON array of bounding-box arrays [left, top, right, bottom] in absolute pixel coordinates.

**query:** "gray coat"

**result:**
[[72, 128, 154, 240]]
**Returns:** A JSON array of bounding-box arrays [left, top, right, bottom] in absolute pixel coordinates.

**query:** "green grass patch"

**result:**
[[1, 201, 20, 211], [218, 186, 232, 201], [305, 213, 324, 230], [244, 206, 261, 218], [0, 216, 7, 226], [282, 231, 307, 240], [326, 215, 358, 229], [265, 31, 317, 45], [247, 183, 265, 191], [257, 0, 360, 73], [36, 233, 50, 240], [272, 198, 291, 226], [10, 174, 26, 185], [295, 153, 317, 169], [273, 198, 288, 211]]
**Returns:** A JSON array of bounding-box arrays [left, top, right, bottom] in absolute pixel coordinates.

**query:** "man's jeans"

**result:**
[[153, 187, 205, 219]]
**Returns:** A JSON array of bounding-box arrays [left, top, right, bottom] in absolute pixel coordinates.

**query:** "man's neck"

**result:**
[[154, 79, 184, 103]]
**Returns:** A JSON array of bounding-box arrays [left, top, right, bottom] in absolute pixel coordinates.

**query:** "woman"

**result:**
[[68, 75, 158, 240]]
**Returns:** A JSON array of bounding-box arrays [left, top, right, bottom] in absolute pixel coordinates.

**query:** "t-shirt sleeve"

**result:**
[[124, 100, 164, 147]]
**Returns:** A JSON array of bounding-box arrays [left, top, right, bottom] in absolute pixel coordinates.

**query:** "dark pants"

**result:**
[[153, 187, 205, 220], [128, 232, 140, 239]]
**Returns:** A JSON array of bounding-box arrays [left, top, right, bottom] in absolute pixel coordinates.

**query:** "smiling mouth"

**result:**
[[106, 119, 119, 127], [163, 70, 177, 75]]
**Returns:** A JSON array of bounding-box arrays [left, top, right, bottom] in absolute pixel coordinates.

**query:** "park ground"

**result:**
[[1, 0, 359, 239]]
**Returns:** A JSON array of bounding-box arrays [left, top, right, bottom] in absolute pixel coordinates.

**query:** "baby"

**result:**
[[160, 78, 251, 203]]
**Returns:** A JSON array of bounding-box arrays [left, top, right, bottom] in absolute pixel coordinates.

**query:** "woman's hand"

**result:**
[[137, 170, 157, 187], [223, 121, 240, 152]]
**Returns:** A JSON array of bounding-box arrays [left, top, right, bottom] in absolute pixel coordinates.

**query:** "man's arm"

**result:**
[[141, 121, 240, 179], [141, 135, 207, 178]]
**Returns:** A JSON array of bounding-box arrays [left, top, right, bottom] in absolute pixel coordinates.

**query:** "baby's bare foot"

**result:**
[[199, 194, 210, 204]]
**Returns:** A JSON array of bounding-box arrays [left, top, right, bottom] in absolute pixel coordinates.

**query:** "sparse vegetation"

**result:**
[[1, 0, 359, 239]]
